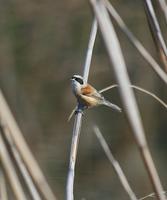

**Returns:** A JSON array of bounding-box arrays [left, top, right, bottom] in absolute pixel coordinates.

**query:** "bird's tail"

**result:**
[[103, 100, 122, 112]]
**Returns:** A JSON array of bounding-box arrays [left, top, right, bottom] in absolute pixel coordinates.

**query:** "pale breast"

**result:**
[[79, 95, 99, 107]]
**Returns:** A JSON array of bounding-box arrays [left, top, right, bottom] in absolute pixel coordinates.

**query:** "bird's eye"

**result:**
[[75, 77, 83, 84]]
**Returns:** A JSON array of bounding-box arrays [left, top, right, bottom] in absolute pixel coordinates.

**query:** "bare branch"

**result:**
[[66, 18, 97, 200], [93, 125, 138, 200], [89, 0, 166, 199]]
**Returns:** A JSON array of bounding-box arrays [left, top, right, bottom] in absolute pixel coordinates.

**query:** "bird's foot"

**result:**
[[75, 104, 86, 115], [75, 108, 84, 115]]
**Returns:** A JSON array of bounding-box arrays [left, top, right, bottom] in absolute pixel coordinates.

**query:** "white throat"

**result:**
[[71, 79, 82, 96]]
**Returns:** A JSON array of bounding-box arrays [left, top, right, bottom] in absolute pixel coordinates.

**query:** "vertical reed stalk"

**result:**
[[66, 19, 97, 200], [89, 0, 166, 199], [143, 0, 167, 71]]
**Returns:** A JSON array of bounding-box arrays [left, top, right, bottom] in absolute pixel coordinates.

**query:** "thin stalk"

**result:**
[[66, 18, 97, 200], [143, 0, 167, 71], [103, 0, 167, 84], [0, 89, 57, 200], [0, 169, 8, 200], [157, 0, 167, 23], [93, 126, 138, 200], [67, 107, 76, 122], [99, 84, 167, 109], [66, 113, 83, 200], [0, 131, 27, 200], [89, 0, 166, 199], [139, 191, 167, 200], [83, 19, 98, 82], [68, 83, 167, 122], [0, 124, 41, 200]]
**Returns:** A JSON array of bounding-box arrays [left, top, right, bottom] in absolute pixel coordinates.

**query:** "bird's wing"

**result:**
[[81, 84, 104, 100], [81, 84, 98, 95], [81, 84, 96, 95]]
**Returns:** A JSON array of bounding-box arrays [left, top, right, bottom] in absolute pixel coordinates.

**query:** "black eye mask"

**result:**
[[75, 77, 84, 85]]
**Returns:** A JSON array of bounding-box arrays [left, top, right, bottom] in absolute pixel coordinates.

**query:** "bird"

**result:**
[[71, 75, 121, 112]]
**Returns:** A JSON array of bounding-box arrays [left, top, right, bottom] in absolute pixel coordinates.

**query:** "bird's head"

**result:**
[[71, 74, 84, 95], [71, 75, 84, 85]]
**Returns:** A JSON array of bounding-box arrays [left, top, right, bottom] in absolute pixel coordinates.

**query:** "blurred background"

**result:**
[[0, 0, 166, 199]]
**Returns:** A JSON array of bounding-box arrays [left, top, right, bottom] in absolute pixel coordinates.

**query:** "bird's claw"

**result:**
[[75, 108, 84, 115]]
